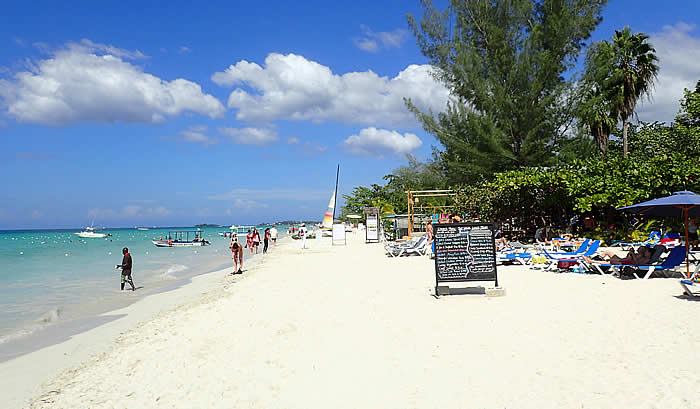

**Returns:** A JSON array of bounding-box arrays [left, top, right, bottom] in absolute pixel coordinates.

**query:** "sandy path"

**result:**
[[20, 234, 700, 408]]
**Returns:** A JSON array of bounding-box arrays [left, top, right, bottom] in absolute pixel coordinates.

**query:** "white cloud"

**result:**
[[67, 39, 148, 60], [343, 127, 422, 158], [287, 136, 300, 144], [355, 38, 379, 53], [181, 125, 216, 145], [232, 199, 268, 209], [89, 205, 173, 219], [354, 25, 409, 52], [208, 188, 330, 201], [211, 53, 450, 127], [637, 23, 700, 123], [179, 46, 192, 54], [0, 41, 225, 125], [218, 127, 278, 145]]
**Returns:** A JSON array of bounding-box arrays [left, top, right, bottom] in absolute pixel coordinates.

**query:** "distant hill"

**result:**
[[194, 224, 221, 227]]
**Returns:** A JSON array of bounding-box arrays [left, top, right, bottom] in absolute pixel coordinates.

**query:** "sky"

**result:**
[[1, 0, 699, 229]]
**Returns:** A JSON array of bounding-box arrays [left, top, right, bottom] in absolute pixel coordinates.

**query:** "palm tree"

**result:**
[[606, 27, 659, 157], [581, 88, 616, 158], [580, 42, 618, 158]]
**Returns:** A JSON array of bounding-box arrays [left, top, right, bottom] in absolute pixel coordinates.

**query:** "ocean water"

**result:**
[[0, 226, 287, 357]]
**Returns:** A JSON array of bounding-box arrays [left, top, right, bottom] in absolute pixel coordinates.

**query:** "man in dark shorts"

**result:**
[[116, 247, 135, 291]]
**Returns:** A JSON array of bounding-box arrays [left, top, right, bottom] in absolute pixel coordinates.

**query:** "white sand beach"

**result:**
[[2, 234, 699, 408]]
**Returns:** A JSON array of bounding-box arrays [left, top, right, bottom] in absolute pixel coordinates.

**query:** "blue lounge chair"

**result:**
[[538, 239, 591, 257], [585, 246, 687, 280], [680, 277, 700, 297], [617, 231, 660, 250], [539, 240, 601, 270], [498, 252, 533, 265]]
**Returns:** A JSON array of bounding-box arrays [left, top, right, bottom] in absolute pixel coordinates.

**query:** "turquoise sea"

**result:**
[[0, 226, 287, 360]]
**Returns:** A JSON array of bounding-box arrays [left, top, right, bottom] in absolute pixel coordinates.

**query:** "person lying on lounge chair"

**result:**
[[552, 234, 584, 251], [583, 246, 652, 265]]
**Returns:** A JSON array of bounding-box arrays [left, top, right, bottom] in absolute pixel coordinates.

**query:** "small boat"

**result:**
[[152, 231, 210, 247], [136, 227, 149, 231], [75, 226, 109, 238], [218, 225, 255, 237]]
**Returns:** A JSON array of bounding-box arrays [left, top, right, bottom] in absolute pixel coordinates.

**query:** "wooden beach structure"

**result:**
[[406, 189, 457, 236]]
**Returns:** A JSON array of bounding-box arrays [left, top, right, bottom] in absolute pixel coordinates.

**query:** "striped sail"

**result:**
[[322, 191, 335, 229]]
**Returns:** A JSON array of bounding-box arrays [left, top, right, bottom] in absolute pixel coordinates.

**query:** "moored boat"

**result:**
[[152, 231, 210, 247]]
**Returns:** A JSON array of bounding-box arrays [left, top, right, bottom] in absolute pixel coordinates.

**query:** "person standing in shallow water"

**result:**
[[229, 234, 243, 274], [246, 229, 254, 255], [263, 228, 271, 254], [252, 228, 261, 254], [116, 247, 135, 291], [270, 226, 278, 246]]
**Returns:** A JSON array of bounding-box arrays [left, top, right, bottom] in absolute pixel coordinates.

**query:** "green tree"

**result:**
[[588, 27, 659, 157], [407, 0, 607, 182], [578, 86, 617, 158]]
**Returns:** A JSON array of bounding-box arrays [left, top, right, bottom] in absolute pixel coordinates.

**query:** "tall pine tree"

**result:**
[[407, 0, 607, 183]]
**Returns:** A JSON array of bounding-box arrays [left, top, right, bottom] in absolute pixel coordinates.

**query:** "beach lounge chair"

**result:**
[[585, 246, 687, 279], [659, 232, 681, 248], [617, 231, 660, 250], [679, 276, 700, 297], [538, 239, 591, 257], [498, 252, 532, 265], [385, 236, 428, 257], [538, 240, 601, 271]]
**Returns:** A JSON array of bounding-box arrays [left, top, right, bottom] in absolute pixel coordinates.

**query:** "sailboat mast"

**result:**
[[332, 164, 339, 222]]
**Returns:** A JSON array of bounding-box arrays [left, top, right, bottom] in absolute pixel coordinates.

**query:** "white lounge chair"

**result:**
[[386, 236, 428, 257]]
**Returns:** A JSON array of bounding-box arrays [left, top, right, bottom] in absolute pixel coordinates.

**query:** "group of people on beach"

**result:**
[[228, 226, 278, 275]]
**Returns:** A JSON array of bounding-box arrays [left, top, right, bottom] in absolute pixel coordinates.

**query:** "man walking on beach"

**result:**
[[229, 234, 243, 274], [270, 226, 278, 246], [299, 223, 308, 249], [116, 247, 135, 291]]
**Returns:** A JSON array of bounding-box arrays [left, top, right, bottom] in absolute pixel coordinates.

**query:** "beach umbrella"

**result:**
[[618, 190, 700, 278]]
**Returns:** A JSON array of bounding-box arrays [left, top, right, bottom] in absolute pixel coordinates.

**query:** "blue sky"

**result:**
[[1, 0, 699, 229]]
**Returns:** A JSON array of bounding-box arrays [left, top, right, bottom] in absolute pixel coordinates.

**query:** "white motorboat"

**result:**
[[218, 225, 255, 237], [75, 226, 108, 238]]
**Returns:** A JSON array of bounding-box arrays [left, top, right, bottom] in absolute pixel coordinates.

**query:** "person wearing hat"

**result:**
[[116, 247, 135, 291], [229, 233, 243, 274], [299, 223, 308, 249]]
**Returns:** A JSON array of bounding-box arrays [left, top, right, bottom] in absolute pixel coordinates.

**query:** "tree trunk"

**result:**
[[622, 118, 628, 157]]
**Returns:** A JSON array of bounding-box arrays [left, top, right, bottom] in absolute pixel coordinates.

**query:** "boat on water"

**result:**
[[136, 227, 149, 231], [218, 225, 256, 237], [75, 226, 109, 238], [152, 231, 210, 247]]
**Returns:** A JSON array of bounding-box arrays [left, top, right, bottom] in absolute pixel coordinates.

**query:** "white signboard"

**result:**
[[366, 215, 379, 242], [332, 223, 346, 245]]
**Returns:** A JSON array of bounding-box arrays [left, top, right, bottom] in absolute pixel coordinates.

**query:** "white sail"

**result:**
[[322, 191, 335, 229]]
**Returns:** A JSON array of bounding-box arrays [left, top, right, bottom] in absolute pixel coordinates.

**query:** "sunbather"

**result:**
[[552, 234, 583, 250], [496, 236, 512, 251], [583, 246, 652, 265]]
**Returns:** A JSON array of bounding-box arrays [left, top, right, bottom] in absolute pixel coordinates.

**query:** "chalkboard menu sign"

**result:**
[[433, 223, 498, 288]]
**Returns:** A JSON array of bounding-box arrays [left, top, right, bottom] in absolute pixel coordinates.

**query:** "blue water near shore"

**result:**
[[0, 226, 286, 352]]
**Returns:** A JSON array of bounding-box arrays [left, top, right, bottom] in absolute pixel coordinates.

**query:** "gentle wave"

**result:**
[[160, 264, 188, 280], [0, 307, 62, 345]]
